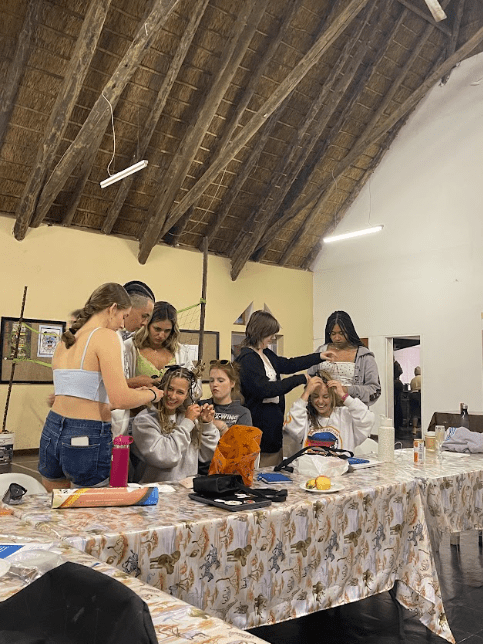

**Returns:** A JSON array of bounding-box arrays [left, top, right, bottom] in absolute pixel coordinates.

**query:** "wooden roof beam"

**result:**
[[278, 14, 439, 265], [396, 0, 451, 35], [144, 0, 371, 266], [230, 2, 380, 277], [204, 108, 282, 248], [441, 0, 466, 84], [101, 0, 210, 235], [264, 16, 483, 249], [13, 0, 113, 241], [22, 0, 181, 233], [136, 0, 267, 263], [186, 0, 304, 247], [0, 0, 40, 150]]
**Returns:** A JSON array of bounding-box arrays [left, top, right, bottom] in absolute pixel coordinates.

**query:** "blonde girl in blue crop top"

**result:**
[[38, 283, 163, 492]]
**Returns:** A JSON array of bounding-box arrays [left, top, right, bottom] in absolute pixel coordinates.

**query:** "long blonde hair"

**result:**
[[61, 283, 131, 349], [307, 370, 339, 428]]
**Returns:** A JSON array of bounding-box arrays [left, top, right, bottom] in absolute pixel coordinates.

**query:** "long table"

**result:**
[[0, 514, 269, 644], [2, 464, 456, 643]]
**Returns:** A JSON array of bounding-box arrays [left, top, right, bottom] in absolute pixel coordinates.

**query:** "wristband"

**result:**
[[150, 389, 157, 403], [341, 393, 349, 403]]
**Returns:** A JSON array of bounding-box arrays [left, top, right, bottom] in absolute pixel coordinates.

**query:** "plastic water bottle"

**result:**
[[378, 415, 395, 462], [109, 436, 133, 487]]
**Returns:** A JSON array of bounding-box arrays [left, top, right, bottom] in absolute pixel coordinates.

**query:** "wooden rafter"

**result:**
[[136, 0, 267, 262], [191, 0, 304, 248], [0, 0, 40, 150], [230, 1, 380, 278], [442, 0, 466, 84], [278, 10, 439, 266], [260, 18, 483, 252], [101, 0, 210, 235], [138, 0, 372, 265], [396, 0, 451, 35], [19, 0, 181, 234], [204, 107, 283, 248], [13, 0, 113, 241]]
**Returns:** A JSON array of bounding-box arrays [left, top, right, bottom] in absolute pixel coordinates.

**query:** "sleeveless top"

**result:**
[[53, 328, 109, 404], [135, 350, 175, 379], [321, 361, 355, 387]]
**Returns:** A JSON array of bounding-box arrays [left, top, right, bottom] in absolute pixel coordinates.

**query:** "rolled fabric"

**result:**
[[51, 486, 158, 509]]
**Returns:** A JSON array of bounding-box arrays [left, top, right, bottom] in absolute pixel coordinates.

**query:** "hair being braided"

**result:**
[[61, 283, 131, 349]]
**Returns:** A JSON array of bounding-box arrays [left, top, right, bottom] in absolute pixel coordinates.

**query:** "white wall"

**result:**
[[313, 52, 483, 432]]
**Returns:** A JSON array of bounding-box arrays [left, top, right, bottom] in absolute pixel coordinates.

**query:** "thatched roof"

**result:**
[[1, 0, 482, 279]]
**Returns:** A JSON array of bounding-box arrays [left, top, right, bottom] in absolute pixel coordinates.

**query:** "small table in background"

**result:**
[[427, 411, 483, 434]]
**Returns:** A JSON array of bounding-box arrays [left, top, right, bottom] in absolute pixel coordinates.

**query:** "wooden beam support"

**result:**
[[146, 0, 371, 266], [255, 1, 399, 264], [13, 0, 113, 240], [231, 1, 380, 275], [441, 0, 466, 84], [187, 0, 303, 247], [0, 0, 40, 150], [278, 13, 437, 266], [101, 0, 210, 235], [424, 0, 447, 22], [24, 0, 181, 232], [260, 6, 483, 253], [204, 108, 282, 248], [137, 0, 267, 263], [396, 0, 451, 35]]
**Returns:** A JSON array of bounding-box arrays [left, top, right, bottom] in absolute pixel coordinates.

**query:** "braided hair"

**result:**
[[324, 311, 364, 348], [155, 366, 200, 442], [61, 283, 131, 349]]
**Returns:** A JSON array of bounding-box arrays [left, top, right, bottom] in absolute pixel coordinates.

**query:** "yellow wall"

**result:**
[[0, 217, 313, 449]]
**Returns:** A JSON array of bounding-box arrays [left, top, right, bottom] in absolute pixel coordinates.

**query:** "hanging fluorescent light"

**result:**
[[323, 225, 383, 244], [100, 160, 148, 189]]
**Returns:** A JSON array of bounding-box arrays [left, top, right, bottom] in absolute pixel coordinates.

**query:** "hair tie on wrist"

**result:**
[[150, 389, 157, 403], [341, 393, 349, 402]]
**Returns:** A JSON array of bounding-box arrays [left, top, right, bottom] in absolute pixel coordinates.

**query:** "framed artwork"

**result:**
[[179, 330, 219, 382], [0, 317, 66, 384]]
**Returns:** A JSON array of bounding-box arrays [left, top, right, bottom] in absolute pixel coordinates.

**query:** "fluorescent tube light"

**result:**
[[323, 225, 383, 243], [100, 160, 148, 189]]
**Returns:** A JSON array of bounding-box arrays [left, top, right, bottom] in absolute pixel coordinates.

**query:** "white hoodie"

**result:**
[[284, 395, 374, 454]]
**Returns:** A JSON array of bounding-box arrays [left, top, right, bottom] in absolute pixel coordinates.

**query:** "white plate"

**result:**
[[300, 482, 344, 494]]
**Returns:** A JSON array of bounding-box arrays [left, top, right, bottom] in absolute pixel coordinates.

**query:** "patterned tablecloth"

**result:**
[[0, 514, 269, 644], [2, 467, 455, 643], [392, 449, 483, 546]]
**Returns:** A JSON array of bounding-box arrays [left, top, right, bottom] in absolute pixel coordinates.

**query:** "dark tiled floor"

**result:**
[[12, 450, 483, 643]]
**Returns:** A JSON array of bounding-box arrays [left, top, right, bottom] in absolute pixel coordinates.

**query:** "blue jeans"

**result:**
[[38, 410, 113, 487]]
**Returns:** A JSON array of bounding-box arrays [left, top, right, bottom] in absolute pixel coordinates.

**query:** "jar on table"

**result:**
[[425, 430, 436, 451]]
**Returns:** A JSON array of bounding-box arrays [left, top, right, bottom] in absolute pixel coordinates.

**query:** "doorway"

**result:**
[[393, 336, 421, 436]]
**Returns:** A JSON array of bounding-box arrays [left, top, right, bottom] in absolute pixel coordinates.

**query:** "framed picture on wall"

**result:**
[[179, 330, 219, 382], [0, 317, 66, 384]]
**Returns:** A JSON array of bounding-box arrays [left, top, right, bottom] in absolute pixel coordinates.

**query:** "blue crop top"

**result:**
[[53, 328, 109, 404]]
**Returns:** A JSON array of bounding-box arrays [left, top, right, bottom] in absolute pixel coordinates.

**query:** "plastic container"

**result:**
[[425, 430, 436, 451], [109, 436, 133, 487], [378, 415, 395, 462]]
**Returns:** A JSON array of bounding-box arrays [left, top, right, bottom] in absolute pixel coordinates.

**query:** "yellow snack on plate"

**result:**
[[305, 478, 316, 489], [315, 475, 331, 490]]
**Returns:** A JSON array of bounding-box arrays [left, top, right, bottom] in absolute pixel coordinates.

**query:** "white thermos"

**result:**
[[378, 415, 395, 462]]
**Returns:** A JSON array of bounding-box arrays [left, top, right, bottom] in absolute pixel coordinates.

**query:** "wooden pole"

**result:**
[[197, 237, 209, 365], [2, 286, 28, 433]]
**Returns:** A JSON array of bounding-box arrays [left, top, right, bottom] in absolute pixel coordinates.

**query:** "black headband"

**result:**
[[123, 281, 155, 301]]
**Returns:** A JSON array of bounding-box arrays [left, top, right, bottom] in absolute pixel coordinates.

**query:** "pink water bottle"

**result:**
[[109, 436, 133, 487]]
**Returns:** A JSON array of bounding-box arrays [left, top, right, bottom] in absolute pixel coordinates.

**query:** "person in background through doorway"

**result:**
[[410, 366, 422, 435]]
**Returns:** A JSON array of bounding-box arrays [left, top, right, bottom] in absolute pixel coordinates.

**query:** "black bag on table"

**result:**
[[193, 473, 287, 502]]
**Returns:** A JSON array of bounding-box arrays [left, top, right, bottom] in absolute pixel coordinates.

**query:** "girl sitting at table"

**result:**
[[124, 301, 201, 397], [284, 370, 375, 454], [198, 360, 253, 474], [131, 366, 218, 482], [38, 283, 163, 491]]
